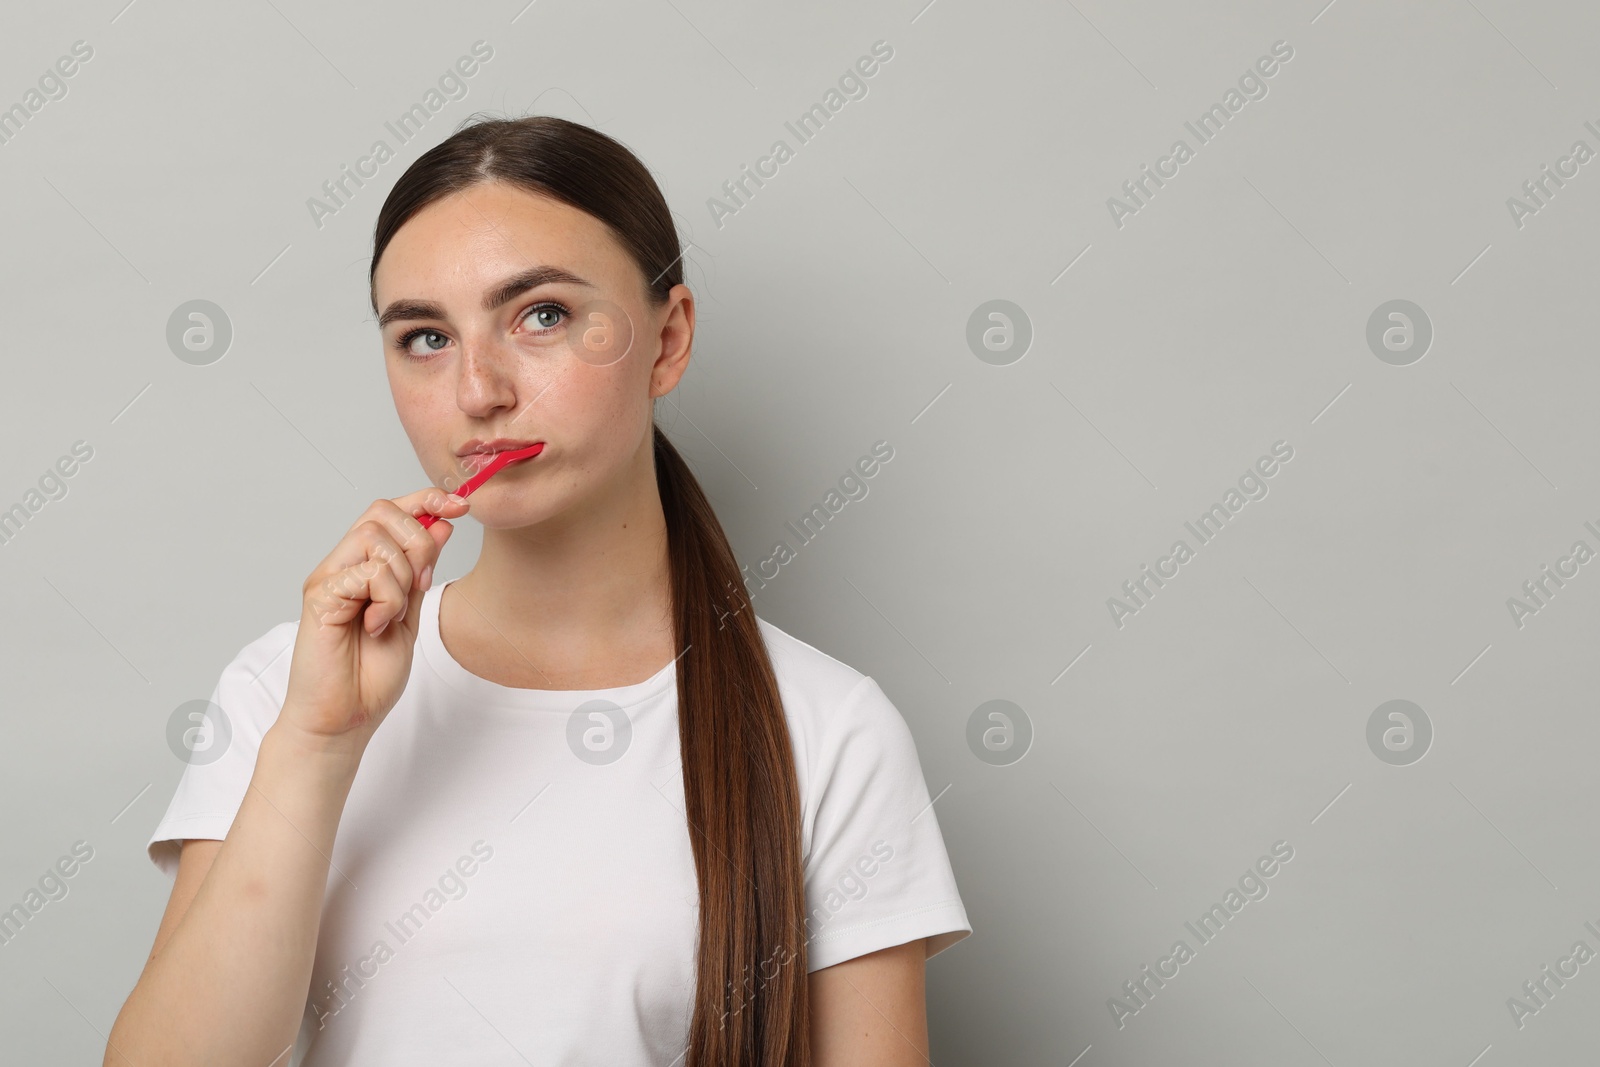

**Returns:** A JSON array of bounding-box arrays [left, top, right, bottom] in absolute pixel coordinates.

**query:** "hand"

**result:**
[[280, 487, 470, 751]]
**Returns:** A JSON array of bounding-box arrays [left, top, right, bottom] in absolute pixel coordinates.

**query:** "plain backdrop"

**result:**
[[2, 0, 1599, 1063]]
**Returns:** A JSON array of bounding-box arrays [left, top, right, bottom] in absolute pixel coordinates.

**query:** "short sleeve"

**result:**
[[146, 621, 297, 881], [802, 675, 971, 972]]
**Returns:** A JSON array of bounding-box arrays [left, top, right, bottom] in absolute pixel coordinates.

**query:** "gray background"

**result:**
[[2, 0, 1597, 1063]]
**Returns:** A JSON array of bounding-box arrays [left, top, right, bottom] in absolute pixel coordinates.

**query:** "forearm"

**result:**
[[106, 718, 363, 1066]]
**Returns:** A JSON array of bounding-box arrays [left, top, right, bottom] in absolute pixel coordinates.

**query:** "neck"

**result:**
[[451, 444, 674, 656]]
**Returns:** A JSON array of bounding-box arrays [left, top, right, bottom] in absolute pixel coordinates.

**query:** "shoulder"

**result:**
[[753, 617, 972, 969], [753, 616, 922, 814], [753, 615, 900, 753], [213, 617, 300, 734], [754, 615, 871, 711], [229, 617, 299, 690], [232, 617, 299, 675], [145, 616, 301, 878]]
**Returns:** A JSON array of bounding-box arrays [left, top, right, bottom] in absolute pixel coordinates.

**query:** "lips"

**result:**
[[456, 437, 544, 474], [460, 447, 542, 474], [456, 437, 542, 456]]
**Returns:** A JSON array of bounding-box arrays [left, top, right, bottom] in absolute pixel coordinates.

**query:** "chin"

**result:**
[[473, 498, 564, 530]]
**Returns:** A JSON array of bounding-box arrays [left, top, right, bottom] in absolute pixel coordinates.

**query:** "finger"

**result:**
[[336, 505, 424, 579], [307, 522, 409, 629], [308, 553, 386, 630], [359, 522, 416, 600], [363, 545, 408, 635], [324, 492, 465, 582], [376, 530, 426, 623], [397, 486, 471, 540], [377, 491, 469, 588], [397, 571, 429, 633]]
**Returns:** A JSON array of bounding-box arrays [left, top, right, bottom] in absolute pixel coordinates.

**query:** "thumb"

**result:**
[[428, 517, 455, 555]]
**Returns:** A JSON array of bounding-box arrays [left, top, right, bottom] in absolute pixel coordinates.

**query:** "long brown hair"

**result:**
[[368, 114, 810, 1065]]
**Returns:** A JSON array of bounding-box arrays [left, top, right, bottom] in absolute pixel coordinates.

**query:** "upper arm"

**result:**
[[808, 937, 928, 1066], [146, 838, 223, 964]]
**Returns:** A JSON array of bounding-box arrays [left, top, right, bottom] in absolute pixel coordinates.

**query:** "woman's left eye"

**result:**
[[521, 302, 569, 333]]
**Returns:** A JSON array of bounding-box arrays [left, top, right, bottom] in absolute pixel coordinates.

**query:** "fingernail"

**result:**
[[447, 493, 467, 505], [419, 564, 433, 591]]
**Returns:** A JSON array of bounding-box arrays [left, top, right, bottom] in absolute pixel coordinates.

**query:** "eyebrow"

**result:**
[[377, 265, 597, 329]]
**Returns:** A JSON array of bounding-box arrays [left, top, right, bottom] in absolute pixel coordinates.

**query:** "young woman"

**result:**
[[108, 115, 970, 1066]]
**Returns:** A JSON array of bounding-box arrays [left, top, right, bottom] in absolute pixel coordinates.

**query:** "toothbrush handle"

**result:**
[[414, 461, 493, 530], [413, 443, 541, 530]]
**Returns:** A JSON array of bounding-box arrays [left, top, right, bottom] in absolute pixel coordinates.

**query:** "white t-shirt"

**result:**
[[147, 578, 971, 1066]]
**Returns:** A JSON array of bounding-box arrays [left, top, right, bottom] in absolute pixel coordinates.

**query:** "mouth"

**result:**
[[460, 445, 544, 475], [456, 436, 545, 473]]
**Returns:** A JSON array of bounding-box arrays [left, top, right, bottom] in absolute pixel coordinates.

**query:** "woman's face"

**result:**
[[372, 180, 691, 529]]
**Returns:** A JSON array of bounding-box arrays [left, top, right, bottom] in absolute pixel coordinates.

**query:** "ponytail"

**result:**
[[655, 424, 811, 1065]]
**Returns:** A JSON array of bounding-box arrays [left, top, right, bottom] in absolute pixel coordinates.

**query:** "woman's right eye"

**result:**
[[397, 329, 450, 360]]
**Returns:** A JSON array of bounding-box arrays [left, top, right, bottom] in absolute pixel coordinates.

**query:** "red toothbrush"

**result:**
[[418, 442, 545, 529]]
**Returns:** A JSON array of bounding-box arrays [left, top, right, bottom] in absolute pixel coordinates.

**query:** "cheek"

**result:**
[[387, 378, 421, 439], [386, 370, 459, 475], [390, 380, 440, 443], [566, 359, 650, 427], [556, 367, 653, 474]]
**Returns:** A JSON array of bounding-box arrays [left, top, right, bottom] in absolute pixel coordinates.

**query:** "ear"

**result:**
[[650, 284, 695, 398]]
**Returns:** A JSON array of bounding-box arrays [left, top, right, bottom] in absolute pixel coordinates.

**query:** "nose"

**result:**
[[454, 334, 522, 419]]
